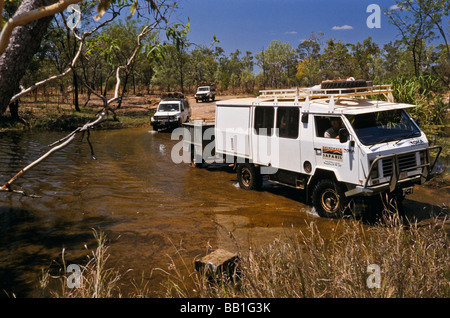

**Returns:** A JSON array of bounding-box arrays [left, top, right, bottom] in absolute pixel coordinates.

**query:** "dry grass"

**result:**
[[163, 214, 449, 298], [39, 229, 134, 298], [40, 214, 449, 298]]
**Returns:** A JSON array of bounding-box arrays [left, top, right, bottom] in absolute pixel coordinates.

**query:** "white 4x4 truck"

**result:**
[[151, 97, 190, 131], [195, 85, 216, 103], [182, 84, 442, 218]]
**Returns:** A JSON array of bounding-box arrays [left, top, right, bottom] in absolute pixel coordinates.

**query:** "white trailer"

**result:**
[[183, 84, 442, 218]]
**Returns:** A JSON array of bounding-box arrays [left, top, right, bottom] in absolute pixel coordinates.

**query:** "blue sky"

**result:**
[[170, 0, 411, 54]]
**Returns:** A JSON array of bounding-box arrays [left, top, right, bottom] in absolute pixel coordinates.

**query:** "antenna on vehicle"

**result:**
[[303, 96, 310, 111], [328, 96, 335, 113]]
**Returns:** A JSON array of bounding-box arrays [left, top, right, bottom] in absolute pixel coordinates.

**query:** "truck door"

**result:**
[[312, 115, 358, 184], [251, 106, 275, 166], [272, 107, 301, 172]]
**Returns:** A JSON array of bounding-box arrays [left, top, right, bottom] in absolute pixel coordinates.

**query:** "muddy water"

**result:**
[[0, 127, 448, 297]]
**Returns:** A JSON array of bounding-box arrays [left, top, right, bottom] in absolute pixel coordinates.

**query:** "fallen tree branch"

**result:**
[[1, 1, 175, 197], [0, 110, 118, 196]]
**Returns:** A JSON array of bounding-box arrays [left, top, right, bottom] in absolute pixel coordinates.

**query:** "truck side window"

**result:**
[[315, 116, 341, 138], [276, 107, 299, 139], [254, 107, 274, 136]]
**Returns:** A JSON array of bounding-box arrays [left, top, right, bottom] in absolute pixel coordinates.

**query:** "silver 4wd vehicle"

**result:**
[[151, 98, 190, 131], [195, 85, 216, 103], [183, 82, 442, 219]]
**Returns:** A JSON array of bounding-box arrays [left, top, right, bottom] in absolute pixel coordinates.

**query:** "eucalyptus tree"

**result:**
[[255, 40, 297, 88], [385, 0, 449, 79]]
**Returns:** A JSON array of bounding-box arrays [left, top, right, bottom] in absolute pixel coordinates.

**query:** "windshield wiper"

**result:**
[[369, 137, 397, 149], [394, 132, 420, 145]]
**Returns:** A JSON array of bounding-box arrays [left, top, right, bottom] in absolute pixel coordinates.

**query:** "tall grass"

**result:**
[[168, 214, 449, 298], [39, 229, 133, 298], [39, 216, 449, 298]]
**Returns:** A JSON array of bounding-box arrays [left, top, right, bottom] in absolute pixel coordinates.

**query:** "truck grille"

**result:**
[[155, 116, 170, 121], [381, 152, 418, 177]]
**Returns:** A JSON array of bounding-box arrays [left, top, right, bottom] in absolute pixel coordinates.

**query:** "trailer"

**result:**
[[182, 83, 442, 218]]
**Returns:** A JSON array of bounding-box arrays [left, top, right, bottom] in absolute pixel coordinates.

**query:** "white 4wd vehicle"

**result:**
[[195, 86, 216, 103], [151, 99, 190, 131], [183, 84, 442, 219]]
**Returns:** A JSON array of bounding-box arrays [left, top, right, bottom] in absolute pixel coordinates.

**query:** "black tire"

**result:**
[[152, 124, 158, 131], [237, 163, 262, 191], [321, 80, 367, 91], [312, 179, 346, 218]]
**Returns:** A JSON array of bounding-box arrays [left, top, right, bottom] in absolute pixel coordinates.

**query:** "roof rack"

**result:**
[[259, 84, 394, 103]]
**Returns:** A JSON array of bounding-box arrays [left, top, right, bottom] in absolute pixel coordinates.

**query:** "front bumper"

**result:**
[[345, 145, 442, 197], [151, 116, 179, 125]]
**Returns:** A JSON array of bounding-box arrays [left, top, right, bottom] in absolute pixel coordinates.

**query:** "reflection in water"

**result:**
[[0, 128, 448, 297]]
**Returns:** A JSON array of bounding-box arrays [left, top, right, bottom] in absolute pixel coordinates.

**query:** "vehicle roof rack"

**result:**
[[258, 84, 394, 103]]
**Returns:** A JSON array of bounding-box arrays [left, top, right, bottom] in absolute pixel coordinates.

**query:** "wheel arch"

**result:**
[[306, 169, 338, 203]]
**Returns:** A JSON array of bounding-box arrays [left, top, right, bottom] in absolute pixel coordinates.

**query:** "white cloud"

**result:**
[[285, 31, 298, 35], [389, 4, 400, 10], [331, 25, 354, 31]]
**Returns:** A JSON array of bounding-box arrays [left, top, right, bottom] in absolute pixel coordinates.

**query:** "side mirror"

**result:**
[[338, 128, 349, 143]]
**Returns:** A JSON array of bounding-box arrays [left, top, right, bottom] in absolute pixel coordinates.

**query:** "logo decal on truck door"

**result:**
[[322, 147, 343, 161]]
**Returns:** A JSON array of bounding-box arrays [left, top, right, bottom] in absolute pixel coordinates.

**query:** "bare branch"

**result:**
[[9, 9, 120, 104], [106, 23, 157, 106], [1, 0, 176, 197], [0, 110, 118, 195]]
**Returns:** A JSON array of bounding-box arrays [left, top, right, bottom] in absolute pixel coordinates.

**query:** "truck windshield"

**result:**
[[345, 109, 420, 145], [198, 87, 209, 91], [158, 104, 180, 112]]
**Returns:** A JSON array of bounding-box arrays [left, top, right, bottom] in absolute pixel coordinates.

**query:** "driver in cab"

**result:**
[[324, 117, 342, 139]]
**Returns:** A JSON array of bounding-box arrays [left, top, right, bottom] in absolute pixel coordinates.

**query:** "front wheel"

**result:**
[[237, 163, 262, 191], [312, 179, 346, 218]]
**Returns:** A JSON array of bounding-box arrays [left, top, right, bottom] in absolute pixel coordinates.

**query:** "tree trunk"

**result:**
[[0, 0, 58, 115], [9, 100, 20, 121], [73, 70, 80, 112]]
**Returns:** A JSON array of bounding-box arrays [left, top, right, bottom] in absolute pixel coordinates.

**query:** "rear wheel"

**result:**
[[312, 179, 346, 218], [237, 163, 262, 190]]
